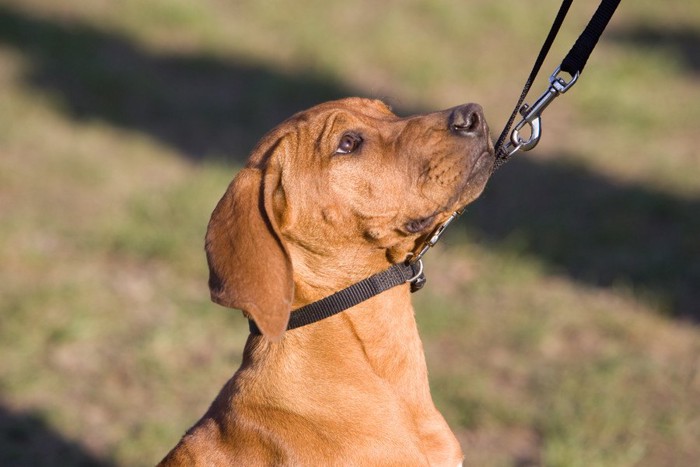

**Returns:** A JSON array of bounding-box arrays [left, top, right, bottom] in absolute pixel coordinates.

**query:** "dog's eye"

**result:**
[[335, 133, 363, 155]]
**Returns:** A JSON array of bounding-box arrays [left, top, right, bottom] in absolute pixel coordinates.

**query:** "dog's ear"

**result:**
[[205, 166, 293, 340]]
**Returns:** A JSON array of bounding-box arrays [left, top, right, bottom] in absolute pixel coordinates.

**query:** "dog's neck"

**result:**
[[336, 286, 432, 389], [232, 268, 462, 464], [237, 234, 436, 403], [264, 244, 425, 382], [284, 241, 402, 308], [238, 282, 465, 457], [240, 284, 431, 402]]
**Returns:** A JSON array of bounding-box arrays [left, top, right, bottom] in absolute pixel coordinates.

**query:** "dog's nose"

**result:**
[[449, 103, 485, 137]]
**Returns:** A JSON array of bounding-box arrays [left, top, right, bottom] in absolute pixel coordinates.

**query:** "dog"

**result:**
[[159, 97, 494, 466]]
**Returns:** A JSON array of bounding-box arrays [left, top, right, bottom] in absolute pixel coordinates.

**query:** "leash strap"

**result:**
[[493, 0, 574, 168], [494, 0, 621, 169], [249, 261, 423, 335], [561, 0, 622, 76]]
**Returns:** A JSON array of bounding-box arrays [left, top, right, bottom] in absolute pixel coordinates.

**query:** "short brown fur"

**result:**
[[159, 98, 494, 465]]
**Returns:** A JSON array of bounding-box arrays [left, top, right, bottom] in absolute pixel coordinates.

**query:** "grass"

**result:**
[[0, 0, 699, 465]]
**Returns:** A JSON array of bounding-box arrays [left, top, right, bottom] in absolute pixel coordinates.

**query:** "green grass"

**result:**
[[1, 0, 699, 465]]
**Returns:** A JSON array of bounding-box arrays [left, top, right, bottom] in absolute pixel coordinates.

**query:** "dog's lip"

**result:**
[[456, 147, 494, 199], [472, 147, 496, 172], [475, 150, 489, 163]]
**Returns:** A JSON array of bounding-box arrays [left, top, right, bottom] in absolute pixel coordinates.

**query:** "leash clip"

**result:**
[[407, 210, 464, 292], [504, 66, 579, 157], [413, 209, 463, 262]]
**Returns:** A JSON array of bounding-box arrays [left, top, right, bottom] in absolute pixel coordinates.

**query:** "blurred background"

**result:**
[[0, 0, 698, 465]]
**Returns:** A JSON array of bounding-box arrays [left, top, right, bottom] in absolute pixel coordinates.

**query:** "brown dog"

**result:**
[[159, 98, 494, 466]]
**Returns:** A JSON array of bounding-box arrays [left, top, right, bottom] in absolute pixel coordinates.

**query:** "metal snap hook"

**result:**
[[511, 112, 542, 152]]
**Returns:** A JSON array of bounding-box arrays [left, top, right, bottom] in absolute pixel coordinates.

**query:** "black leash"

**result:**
[[249, 0, 622, 336], [494, 0, 622, 168], [493, 0, 574, 170], [561, 0, 623, 77]]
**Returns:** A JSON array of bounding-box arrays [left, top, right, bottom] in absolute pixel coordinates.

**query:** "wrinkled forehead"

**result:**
[[309, 97, 397, 119], [299, 98, 399, 130], [247, 98, 400, 168], [300, 98, 402, 144]]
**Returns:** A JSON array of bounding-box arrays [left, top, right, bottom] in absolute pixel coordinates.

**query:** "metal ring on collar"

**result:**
[[406, 259, 424, 284]]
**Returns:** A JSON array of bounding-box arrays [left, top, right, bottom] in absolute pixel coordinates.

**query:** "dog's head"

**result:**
[[206, 98, 494, 339]]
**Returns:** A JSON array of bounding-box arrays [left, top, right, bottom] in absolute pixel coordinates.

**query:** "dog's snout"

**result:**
[[449, 103, 485, 137]]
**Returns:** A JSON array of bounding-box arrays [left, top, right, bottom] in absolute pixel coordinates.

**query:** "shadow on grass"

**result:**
[[0, 4, 352, 163], [608, 24, 700, 75], [464, 155, 700, 319], [0, 405, 113, 467]]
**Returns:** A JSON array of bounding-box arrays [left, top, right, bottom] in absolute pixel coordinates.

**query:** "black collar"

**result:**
[[248, 260, 425, 335]]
